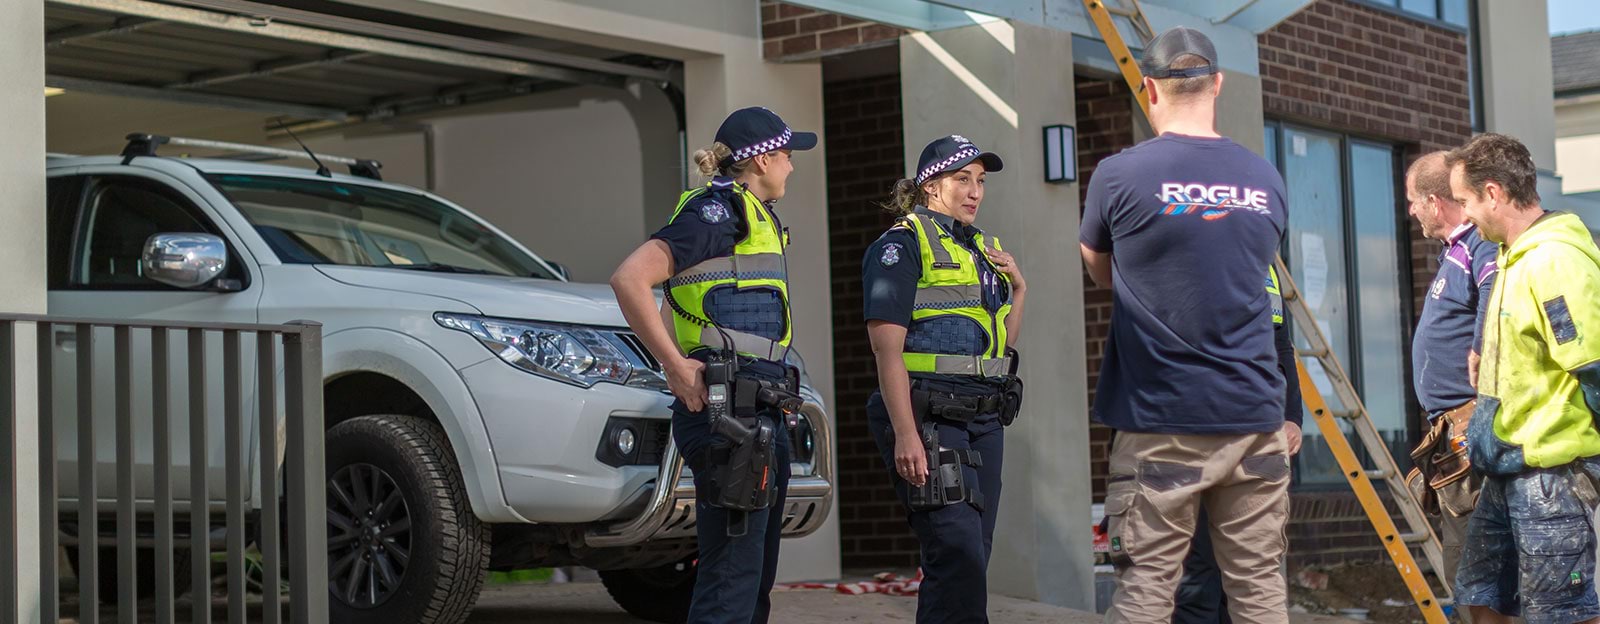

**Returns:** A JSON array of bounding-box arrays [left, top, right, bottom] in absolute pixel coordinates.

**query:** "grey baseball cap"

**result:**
[[1138, 27, 1219, 79]]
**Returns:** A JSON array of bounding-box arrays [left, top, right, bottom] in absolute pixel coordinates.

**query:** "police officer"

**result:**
[[609, 106, 816, 624], [862, 135, 1026, 623]]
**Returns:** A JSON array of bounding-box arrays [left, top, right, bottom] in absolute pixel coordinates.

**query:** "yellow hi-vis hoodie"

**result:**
[[1472, 211, 1600, 474]]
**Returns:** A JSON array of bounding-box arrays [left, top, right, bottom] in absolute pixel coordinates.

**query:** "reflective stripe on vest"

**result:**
[[1267, 265, 1284, 325], [896, 211, 1013, 376], [666, 181, 792, 360]]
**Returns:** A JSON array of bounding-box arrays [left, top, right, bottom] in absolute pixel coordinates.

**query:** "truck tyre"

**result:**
[[326, 415, 488, 624], [599, 556, 697, 623], [65, 546, 192, 603]]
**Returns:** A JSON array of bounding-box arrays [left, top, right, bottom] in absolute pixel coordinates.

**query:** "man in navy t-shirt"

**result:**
[[1080, 27, 1293, 624]]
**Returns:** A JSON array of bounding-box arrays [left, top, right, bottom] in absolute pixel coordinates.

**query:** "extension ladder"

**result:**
[[1080, 1, 1452, 620]]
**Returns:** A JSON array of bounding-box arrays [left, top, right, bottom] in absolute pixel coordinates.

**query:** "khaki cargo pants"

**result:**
[[1104, 430, 1291, 624]]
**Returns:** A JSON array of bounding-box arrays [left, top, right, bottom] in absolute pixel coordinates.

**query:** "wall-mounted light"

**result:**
[[1043, 124, 1076, 184]]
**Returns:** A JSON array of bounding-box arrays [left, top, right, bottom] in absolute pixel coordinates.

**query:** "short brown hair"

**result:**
[[1406, 151, 1451, 200], [1445, 133, 1540, 206], [1151, 54, 1215, 100]]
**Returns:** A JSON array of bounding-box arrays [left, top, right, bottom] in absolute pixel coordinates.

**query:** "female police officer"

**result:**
[[609, 106, 815, 623], [863, 135, 1026, 623]]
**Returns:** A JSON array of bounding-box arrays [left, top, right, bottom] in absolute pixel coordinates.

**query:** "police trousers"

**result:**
[[672, 404, 792, 624], [867, 390, 1005, 624]]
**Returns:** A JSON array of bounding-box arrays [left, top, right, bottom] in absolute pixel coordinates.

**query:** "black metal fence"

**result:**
[[0, 314, 327, 623]]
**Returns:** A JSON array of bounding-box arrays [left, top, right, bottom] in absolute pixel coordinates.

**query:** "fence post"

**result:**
[[283, 322, 326, 624]]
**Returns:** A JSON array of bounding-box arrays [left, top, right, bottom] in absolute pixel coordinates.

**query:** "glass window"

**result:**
[[75, 177, 220, 289], [1266, 122, 1415, 486], [207, 174, 557, 280], [1350, 142, 1410, 468], [1281, 126, 1354, 485], [1400, 0, 1438, 18], [1440, 0, 1471, 26]]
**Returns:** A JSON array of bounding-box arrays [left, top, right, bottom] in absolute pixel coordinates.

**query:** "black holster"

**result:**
[[700, 353, 795, 535], [906, 421, 984, 512]]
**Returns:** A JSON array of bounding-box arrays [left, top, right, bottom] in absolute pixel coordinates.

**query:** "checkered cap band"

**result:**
[[916, 146, 980, 185], [729, 128, 792, 164]]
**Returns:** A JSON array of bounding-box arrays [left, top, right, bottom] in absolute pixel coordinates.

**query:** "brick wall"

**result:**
[[761, 2, 905, 62], [1075, 77, 1137, 500], [823, 71, 918, 569], [1258, 0, 1471, 316]]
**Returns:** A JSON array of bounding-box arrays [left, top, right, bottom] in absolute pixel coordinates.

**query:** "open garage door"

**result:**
[[45, 0, 679, 129], [44, 0, 688, 284]]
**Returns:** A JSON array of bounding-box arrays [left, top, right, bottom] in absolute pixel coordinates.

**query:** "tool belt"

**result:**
[[1405, 400, 1475, 516], [907, 420, 985, 512], [699, 352, 802, 535]]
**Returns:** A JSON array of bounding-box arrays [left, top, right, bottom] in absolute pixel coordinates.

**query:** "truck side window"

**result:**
[[46, 176, 84, 290], [73, 176, 229, 289]]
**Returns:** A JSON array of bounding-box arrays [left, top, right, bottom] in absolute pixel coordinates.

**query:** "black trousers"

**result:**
[[867, 391, 1005, 624]]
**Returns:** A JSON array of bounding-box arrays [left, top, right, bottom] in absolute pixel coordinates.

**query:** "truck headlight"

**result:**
[[434, 313, 632, 387]]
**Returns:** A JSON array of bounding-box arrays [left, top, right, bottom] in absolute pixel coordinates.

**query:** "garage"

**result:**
[[45, 0, 685, 283]]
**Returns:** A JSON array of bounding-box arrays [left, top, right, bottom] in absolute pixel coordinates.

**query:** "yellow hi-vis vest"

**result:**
[[898, 212, 1014, 376], [665, 181, 792, 360], [1267, 265, 1284, 325]]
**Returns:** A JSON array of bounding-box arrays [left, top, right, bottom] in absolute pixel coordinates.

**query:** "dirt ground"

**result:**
[[1289, 561, 1453, 623]]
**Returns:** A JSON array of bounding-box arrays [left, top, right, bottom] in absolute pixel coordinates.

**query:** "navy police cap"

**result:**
[[715, 107, 817, 168], [914, 135, 1003, 186]]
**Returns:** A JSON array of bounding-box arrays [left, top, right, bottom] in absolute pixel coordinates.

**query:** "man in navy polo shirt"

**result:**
[[1080, 26, 1292, 623], [1404, 150, 1497, 595]]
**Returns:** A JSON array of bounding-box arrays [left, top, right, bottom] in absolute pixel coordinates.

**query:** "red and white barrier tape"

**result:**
[[779, 570, 924, 596]]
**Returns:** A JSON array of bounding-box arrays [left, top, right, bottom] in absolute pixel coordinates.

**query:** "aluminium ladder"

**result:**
[[1080, 1, 1452, 620]]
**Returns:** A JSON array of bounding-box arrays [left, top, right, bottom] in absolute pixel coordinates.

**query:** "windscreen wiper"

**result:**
[[380, 262, 496, 275]]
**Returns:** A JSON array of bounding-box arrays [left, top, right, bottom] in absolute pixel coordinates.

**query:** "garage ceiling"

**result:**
[[44, 0, 677, 123]]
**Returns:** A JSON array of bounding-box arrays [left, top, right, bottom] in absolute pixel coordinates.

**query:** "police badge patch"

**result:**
[[880, 242, 903, 267], [699, 200, 730, 224]]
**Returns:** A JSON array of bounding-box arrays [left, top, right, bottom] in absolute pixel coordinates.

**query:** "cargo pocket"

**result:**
[[1104, 477, 1137, 570], [1514, 515, 1593, 598]]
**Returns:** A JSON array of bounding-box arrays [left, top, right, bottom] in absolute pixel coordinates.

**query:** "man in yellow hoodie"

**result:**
[[1447, 132, 1600, 624]]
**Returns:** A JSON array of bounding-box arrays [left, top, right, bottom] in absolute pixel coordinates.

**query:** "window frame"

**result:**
[[1264, 119, 1419, 491], [54, 173, 252, 292]]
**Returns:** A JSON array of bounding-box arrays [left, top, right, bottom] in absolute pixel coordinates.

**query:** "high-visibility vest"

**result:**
[[1267, 264, 1284, 325], [665, 179, 791, 360], [895, 212, 1013, 376]]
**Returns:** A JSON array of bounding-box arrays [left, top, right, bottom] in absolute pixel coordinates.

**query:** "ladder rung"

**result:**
[[1298, 347, 1331, 358], [1399, 532, 1431, 544], [1364, 469, 1392, 480]]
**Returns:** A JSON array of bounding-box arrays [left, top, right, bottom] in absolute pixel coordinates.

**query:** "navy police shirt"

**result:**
[[1080, 134, 1288, 435]]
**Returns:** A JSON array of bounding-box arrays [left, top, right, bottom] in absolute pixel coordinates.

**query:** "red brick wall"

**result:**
[[823, 71, 919, 569], [1258, 0, 1470, 316], [1075, 77, 1138, 500], [761, 2, 905, 61]]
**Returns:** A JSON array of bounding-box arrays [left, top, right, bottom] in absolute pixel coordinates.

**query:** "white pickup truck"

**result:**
[[46, 135, 833, 623]]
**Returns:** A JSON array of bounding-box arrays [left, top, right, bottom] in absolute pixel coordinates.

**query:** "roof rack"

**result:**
[[120, 133, 384, 180]]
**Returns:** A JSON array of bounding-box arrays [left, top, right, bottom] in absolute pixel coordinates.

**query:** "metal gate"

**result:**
[[0, 314, 326, 623]]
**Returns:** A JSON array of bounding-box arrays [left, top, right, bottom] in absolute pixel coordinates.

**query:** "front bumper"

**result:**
[[583, 398, 835, 547]]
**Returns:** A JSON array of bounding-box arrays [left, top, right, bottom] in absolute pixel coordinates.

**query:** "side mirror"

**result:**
[[142, 233, 228, 289], [549, 261, 571, 281]]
